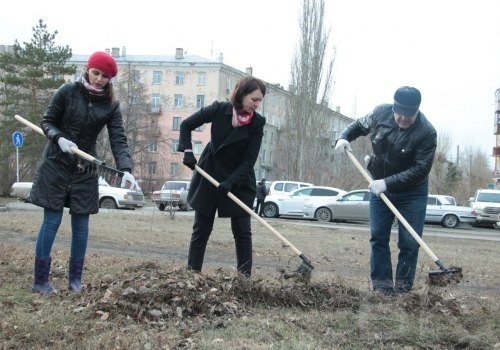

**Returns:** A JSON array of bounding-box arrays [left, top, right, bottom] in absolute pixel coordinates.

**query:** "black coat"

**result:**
[[178, 101, 265, 217], [340, 104, 437, 192], [29, 82, 132, 214], [256, 182, 267, 200]]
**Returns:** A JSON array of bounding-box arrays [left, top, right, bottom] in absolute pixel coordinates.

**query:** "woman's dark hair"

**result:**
[[230, 76, 266, 111]]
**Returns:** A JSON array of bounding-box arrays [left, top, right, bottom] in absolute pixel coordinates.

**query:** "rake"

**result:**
[[345, 149, 462, 285]]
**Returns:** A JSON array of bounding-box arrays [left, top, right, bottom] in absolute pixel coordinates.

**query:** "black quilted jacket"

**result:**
[[29, 82, 132, 214]]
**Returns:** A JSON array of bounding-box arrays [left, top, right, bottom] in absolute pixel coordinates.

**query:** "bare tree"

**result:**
[[458, 145, 493, 203], [273, 0, 336, 185]]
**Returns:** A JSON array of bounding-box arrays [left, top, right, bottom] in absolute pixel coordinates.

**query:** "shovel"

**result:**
[[345, 150, 462, 285], [194, 165, 314, 275]]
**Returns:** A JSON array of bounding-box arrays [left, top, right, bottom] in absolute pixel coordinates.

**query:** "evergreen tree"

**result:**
[[0, 19, 75, 195]]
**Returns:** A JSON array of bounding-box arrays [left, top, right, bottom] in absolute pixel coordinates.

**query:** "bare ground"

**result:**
[[1, 198, 500, 349]]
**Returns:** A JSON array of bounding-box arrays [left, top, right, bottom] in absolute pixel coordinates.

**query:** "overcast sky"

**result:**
[[1, 0, 500, 168]]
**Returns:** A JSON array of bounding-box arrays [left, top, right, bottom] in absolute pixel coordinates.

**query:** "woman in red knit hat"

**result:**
[[28, 51, 140, 294]]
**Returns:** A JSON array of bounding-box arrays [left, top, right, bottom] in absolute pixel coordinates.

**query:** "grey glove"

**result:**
[[334, 138, 352, 153], [57, 137, 78, 154], [121, 171, 141, 191], [369, 179, 387, 197]]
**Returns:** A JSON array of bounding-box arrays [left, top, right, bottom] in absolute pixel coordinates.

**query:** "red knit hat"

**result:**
[[86, 51, 118, 78]]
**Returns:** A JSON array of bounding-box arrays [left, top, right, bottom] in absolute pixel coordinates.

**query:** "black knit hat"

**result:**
[[392, 86, 421, 116]]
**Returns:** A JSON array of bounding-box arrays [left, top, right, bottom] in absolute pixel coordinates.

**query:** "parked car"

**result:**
[[151, 180, 191, 211], [303, 189, 370, 223], [303, 190, 475, 228], [263, 186, 346, 218], [9, 178, 145, 210], [469, 189, 500, 226], [267, 180, 313, 196], [425, 194, 475, 228]]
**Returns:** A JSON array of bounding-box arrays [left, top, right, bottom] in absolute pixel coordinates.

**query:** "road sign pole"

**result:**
[[16, 147, 19, 183]]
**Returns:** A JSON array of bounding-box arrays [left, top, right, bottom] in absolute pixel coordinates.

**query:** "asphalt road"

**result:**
[[3, 200, 500, 242]]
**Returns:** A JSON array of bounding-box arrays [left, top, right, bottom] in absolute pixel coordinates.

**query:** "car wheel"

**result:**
[[441, 214, 459, 228], [315, 207, 332, 222], [263, 203, 279, 218], [100, 198, 117, 209], [158, 203, 165, 211]]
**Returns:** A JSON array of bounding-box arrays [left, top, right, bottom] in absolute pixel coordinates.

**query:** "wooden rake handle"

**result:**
[[194, 164, 302, 256], [15, 114, 104, 166], [345, 149, 440, 263]]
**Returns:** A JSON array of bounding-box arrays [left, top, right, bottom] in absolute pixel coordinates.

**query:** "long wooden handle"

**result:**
[[14, 114, 103, 165], [345, 150, 440, 262], [194, 164, 302, 256]]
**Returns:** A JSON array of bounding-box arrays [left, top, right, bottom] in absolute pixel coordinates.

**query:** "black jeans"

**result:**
[[254, 198, 265, 216], [188, 208, 253, 276]]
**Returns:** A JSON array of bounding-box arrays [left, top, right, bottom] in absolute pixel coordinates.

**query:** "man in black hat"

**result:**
[[334, 86, 437, 295]]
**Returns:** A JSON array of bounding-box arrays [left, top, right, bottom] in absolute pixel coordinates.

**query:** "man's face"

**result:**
[[394, 111, 418, 129]]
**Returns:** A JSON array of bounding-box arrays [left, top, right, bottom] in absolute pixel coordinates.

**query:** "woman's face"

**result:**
[[241, 89, 264, 114], [87, 68, 111, 89]]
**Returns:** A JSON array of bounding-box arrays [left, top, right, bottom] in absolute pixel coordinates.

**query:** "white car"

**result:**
[[9, 178, 145, 210], [262, 186, 346, 218]]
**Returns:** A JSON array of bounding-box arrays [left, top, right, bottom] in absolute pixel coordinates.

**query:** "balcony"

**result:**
[[151, 106, 161, 114], [493, 146, 500, 156]]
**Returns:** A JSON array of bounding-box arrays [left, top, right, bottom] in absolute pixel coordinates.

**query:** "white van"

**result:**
[[470, 189, 500, 226], [267, 180, 313, 196]]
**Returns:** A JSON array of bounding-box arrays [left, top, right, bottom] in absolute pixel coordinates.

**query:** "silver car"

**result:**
[[303, 189, 370, 223], [303, 190, 475, 228]]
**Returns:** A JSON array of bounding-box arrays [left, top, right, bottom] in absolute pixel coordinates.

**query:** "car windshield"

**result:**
[[477, 193, 500, 203], [162, 182, 187, 191]]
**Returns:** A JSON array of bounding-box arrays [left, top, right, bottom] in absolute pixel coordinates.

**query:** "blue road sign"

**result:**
[[12, 131, 24, 148]]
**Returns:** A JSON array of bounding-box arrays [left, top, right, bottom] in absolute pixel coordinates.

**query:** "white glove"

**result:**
[[369, 179, 387, 197], [121, 171, 141, 191], [335, 139, 352, 153], [57, 137, 78, 154]]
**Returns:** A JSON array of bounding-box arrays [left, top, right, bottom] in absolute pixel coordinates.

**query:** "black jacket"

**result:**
[[339, 104, 437, 192], [256, 182, 267, 200], [178, 101, 265, 217], [29, 82, 132, 214]]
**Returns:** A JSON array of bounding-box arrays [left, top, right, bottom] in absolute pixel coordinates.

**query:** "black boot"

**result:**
[[68, 257, 85, 292], [32, 257, 57, 294]]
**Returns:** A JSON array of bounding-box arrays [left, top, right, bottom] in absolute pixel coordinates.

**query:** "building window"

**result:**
[[197, 71, 206, 85], [151, 93, 160, 113], [148, 161, 157, 175], [171, 139, 179, 153], [226, 77, 232, 93], [131, 91, 140, 106], [152, 71, 162, 84], [173, 117, 181, 131], [148, 140, 157, 152], [133, 70, 141, 83], [196, 95, 205, 108], [175, 71, 185, 85], [170, 163, 179, 176], [174, 94, 183, 108], [193, 141, 203, 154]]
